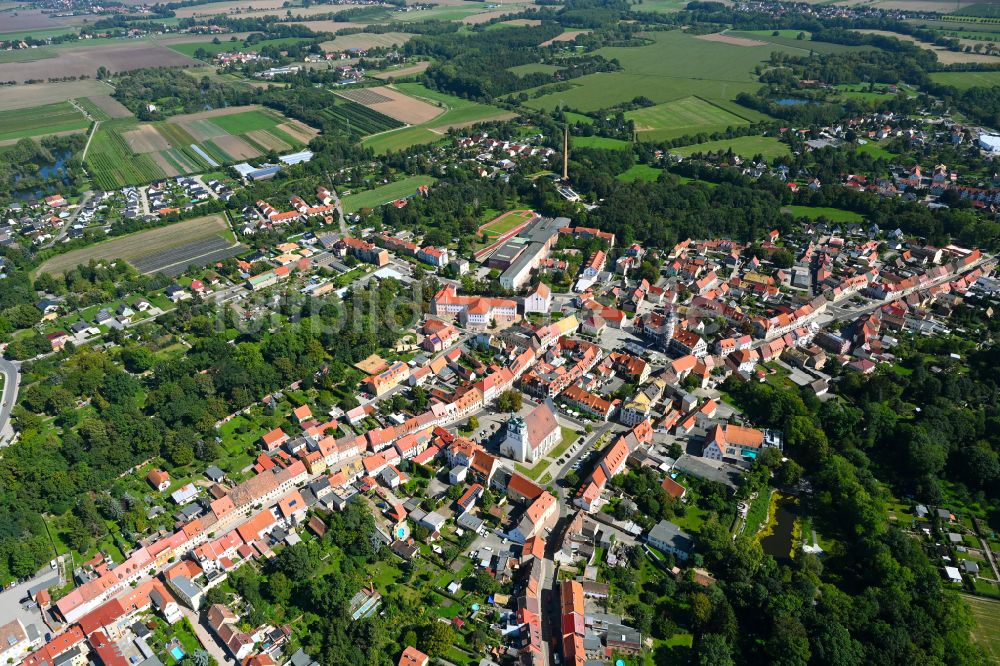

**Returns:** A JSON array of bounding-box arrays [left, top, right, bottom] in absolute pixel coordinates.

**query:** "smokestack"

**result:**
[[562, 126, 569, 181]]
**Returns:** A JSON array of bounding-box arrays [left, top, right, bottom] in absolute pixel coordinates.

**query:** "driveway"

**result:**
[[179, 606, 236, 665]]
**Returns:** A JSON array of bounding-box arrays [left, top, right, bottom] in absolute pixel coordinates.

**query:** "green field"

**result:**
[[783, 205, 863, 222], [962, 594, 1000, 663], [856, 141, 898, 160], [573, 135, 631, 150], [342, 175, 437, 213], [0, 46, 56, 63], [628, 96, 751, 141], [478, 209, 535, 239], [508, 63, 561, 76], [166, 37, 312, 59], [955, 3, 1000, 17], [930, 70, 1000, 89], [86, 121, 166, 189], [0, 102, 90, 142], [617, 164, 663, 182], [208, 109, 285, 134], [522, 31, 795, 113], [362, 83, 513, 154], [729, 30, 870, 54], [672, 135, 790, 159], [394, 3, 491, 22]]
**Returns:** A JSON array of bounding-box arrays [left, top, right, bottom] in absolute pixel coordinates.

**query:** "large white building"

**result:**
[[500, 401, 561, 463]]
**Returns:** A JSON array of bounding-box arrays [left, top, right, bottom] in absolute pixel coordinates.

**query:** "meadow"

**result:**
[[573, 135, 631, 150], [930, 70, 1000, 89], [672, 135, 791, 159], [165, 36, 312, 59], [729, 30, 870, 54], [0, 102, 90, 143], [616, 164, 663, 182], [342, 175, 437, 213], [522, 31, 792, 114], [627, 96, 751, 141], [961, 594, 1000, 663], [782, 205, 864, 222]]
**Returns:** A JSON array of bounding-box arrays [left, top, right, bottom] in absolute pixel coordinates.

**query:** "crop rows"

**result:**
[[319, 101, 403, 135], [87, 125, 165, 189]]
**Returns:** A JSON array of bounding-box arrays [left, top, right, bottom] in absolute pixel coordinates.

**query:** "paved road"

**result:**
[[0, 357, 21, 446], [41, 191, 94, 249]]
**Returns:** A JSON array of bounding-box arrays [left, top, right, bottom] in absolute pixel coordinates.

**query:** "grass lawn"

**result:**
[[672, 135, 790, 160], [573, 135, 631, 150], [744, 489, 774, 536], [549, 426, 579, 459], [782, 205, 864, 222], [508, 63, 560, 76], [962, 594, 1000, 663], [856, 141, 898, 160], [516, 458, 549, 481], [930, 70, 1000, 89], [0, 102, 90, 142], [628, 96, 751, 141], [478, 208, 535, 239], [617, 164, 663, 182], [342, 175, 437, 213]]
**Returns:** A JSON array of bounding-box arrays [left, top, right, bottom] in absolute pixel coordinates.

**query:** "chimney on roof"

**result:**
[[563, 125, 569, 182]]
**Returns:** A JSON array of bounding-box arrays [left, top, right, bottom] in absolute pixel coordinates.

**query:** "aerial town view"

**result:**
[[3, 0, 1000, 663]]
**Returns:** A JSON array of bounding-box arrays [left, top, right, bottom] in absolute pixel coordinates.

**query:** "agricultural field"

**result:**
[[672, 135, 791, 159], [319, 32, 416, 52], [89, 106, 315, 184], [342, 175, 437, 213], [165, 36, 312, 59], [372, 60, 431, 80], [318, 97, 405, 135], [86, 121, 166, 189], [523, 31, 794, 113], [627, 96, 752, 141], [0, 40, 197, 83], [336, 86, 442, 125], [728, 29, 871, 54], [0, 80, 112, 112], [540, 30, 590, 46], [962, 594, 1000, 663], [362, 83, 515, 153], [35, 214, 233, 276], [856, 29, 1000, 64], [0, 102, 90, 143], [930, 70, 1000, 89]]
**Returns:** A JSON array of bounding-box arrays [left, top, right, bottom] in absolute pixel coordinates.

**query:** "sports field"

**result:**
[[962, 594, 1000, 663], [930, 70, 1000, 89], [36, 215, 232, 276], [342, 175, 437, 213], [628, 97, 751, 141], [523, 31, 792, 113], [478, 209, 535, 240], [672, 135, 790, 159], [0, 102, 90, 143]]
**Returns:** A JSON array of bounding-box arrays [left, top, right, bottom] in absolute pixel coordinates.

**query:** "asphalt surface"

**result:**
[[0, 357, 20, 446], [0, 568, 60, 640]]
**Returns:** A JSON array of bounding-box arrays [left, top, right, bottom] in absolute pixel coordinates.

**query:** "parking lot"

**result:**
[[0, 565, 61, 643]]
